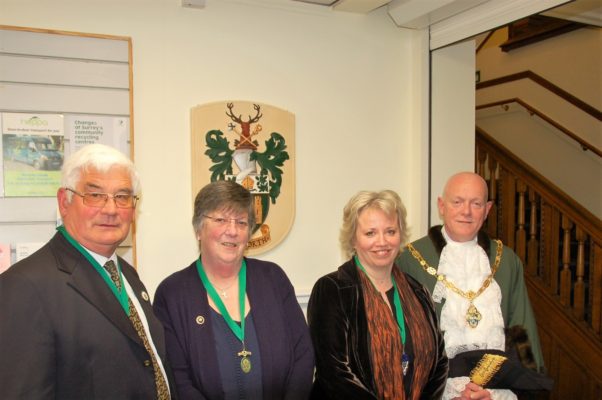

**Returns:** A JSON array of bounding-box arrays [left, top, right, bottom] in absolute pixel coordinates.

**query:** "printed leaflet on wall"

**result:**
[[1, 113, 64, 197], [0, 243, 10, 274], [65, 115, 130, 157]]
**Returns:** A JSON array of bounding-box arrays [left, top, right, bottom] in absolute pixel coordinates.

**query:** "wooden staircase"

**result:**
[[476, 128, 602, 400]]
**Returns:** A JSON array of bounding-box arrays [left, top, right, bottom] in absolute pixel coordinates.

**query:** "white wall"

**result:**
[[477, 27, 601, 110], [477, 27, 602, 148], [476, 26, 602, 218], [430, 40, 477, 226], [478, 107, 602, 217], [0, 0, 429, 296]]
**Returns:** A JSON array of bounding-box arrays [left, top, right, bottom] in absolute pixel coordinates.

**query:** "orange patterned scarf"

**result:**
[[359, 266, 436, 400]]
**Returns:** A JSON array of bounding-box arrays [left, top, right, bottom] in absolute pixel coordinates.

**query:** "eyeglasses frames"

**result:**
[[66, 188, 138, 209]]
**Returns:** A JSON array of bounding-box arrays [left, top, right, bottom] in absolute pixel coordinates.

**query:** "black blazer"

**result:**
[[0, 232, 174, 399]]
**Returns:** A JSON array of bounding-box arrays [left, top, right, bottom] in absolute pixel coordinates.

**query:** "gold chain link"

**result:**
[[405, 239, 503, 301]]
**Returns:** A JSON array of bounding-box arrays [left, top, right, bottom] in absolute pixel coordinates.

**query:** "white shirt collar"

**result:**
[[80, 245, 118, 269], [436, 225, 506, 358], [442, 225, 478, 249]]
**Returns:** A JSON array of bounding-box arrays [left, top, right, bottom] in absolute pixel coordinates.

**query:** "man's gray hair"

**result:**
[[61, 144, 140, 201]]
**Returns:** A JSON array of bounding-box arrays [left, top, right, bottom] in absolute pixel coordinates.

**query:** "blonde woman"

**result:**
[[308, 190, 448, 399]]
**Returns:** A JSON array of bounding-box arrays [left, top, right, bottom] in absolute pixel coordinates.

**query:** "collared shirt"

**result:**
[[87, 249, 170, 394], [438, 227, 515, 400], [436, 226, 505, 357]]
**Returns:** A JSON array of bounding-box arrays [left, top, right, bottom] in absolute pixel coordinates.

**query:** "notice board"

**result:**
[[0, 26, 135, 271]]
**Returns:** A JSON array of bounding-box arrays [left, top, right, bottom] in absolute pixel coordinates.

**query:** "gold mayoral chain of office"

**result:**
[[406, 239, 503, 329]]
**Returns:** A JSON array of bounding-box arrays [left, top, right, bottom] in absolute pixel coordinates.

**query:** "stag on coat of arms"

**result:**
[[204, 102, 289, 249]]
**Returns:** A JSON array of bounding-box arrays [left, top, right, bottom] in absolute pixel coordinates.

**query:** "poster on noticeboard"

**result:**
[[1, 113, 64, 197], [65, 115, 130, 158]]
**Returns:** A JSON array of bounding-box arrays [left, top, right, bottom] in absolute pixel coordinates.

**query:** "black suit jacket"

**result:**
[[0, 232, 173, 399]]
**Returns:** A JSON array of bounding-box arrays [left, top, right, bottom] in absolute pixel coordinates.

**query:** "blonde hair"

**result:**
[[339, 190, 409, 258]]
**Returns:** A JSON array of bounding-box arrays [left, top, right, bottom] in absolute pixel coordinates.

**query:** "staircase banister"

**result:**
[[476, 70, 602, 121], [476, 127, 602, 241], [477, 98, 602, 158]]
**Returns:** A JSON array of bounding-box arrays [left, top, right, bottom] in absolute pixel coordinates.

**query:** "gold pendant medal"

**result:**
[[240, 356, 252, 373], [466, 302, 482, 328], [238, 348, 252, 373]]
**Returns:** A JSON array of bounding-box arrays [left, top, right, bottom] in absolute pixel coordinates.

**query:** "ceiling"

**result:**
[[292, 0, 602, 29]]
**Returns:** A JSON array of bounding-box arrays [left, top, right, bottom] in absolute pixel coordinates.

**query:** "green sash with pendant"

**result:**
[[196, 257, 252, 373]]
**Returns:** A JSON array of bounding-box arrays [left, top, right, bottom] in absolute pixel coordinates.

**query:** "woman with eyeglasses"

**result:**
[[307, 190, 448, 399], [153, 180, 314, 399]]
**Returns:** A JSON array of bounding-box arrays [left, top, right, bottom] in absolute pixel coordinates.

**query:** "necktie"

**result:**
[[104, 260, 170, 400]]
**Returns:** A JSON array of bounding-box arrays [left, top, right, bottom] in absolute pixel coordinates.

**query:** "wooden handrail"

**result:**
[[477, 98, 602, 158], [476, 70, 602, 121], [476, 128, 602, 399], [476, 127, 602, 241]]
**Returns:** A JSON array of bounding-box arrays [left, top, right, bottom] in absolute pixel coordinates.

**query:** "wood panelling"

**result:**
[[477, 128, 602, 400]]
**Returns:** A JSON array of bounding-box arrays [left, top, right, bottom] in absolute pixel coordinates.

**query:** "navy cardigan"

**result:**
[[153, 258, 314, 400]]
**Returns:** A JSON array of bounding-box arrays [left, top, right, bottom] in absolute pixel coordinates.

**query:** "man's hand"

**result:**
[[454, 382, 492, 400]]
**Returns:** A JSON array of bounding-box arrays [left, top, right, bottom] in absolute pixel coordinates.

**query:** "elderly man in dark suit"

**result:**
[[0, 144, 172, 399]]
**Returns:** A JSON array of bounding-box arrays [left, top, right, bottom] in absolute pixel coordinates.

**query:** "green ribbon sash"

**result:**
[[195, 257, 247, 342], [57, 225, 130, 316]]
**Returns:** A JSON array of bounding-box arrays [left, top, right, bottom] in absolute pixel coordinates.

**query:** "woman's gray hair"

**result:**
[[339, 190, 409, 259], [61, 144, 140, 201], [192, 180, 256, 237]]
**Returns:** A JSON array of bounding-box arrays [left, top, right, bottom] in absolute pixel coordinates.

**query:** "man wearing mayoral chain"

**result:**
[[398, 172, 548, 400]]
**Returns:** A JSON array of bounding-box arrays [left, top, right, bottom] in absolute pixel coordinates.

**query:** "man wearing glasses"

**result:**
[[0, 144, 172, 399]]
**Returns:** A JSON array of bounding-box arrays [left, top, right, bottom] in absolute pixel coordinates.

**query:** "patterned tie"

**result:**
[[104, 260, 170, 400]]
